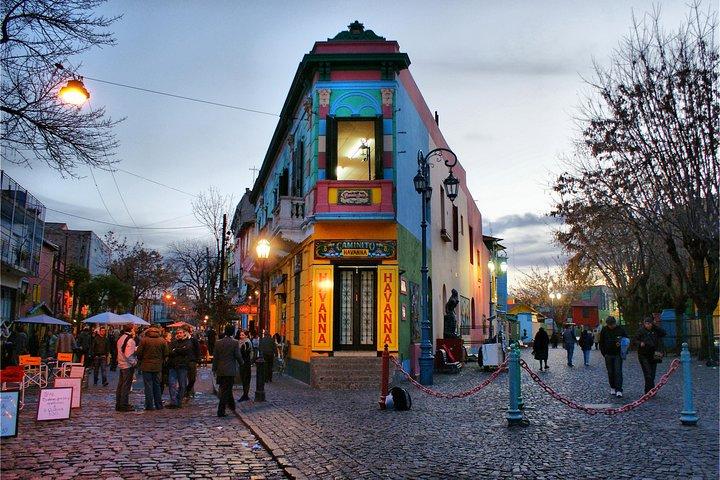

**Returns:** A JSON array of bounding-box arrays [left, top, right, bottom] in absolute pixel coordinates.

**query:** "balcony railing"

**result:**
[[269, 196, 306, 242]]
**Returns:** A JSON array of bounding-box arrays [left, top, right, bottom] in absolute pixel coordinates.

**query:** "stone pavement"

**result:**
[[1, 364, 285, 480], [235, 348, 719, 479]]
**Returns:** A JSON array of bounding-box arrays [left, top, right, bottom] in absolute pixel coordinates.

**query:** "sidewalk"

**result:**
[[1, 365, 285, 480]]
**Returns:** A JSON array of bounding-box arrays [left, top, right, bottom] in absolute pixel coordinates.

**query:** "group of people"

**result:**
[[532, 315, 667, 398]]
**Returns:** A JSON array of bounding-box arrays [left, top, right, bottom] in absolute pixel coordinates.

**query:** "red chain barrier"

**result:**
[[519, 358, 681, 415], [389, 356, 508, 399]]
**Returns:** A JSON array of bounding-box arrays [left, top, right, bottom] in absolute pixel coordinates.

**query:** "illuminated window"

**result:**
[[328, 118, 382, 180]]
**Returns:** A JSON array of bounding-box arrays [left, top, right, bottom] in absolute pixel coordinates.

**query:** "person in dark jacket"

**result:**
[[579, 326, 594, 367], [533, 327, 550, 371], [185, 330, 201, 399], [237, 330, 253, 401], [91, 327, 111, 386], [634, 316, 667, 394], [212, 325, 243, 417], [259, 331, 276, 383], [136, 325, 169, 411], [206, 326, 217, 356], [167, 328, 193, 408], [598, 316, 628, 398], [77, 327, 92, 367], [550, 331, 559, 349], [562, 324, 577, 367]]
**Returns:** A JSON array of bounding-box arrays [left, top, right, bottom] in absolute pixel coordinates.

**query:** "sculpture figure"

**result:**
[[443, 289, 460, 339]]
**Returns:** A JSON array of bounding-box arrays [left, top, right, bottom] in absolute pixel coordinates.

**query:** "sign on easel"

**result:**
[[36, 387, 72, 421], [1, 391, 20, 437], [54, 378, 82, 408], [69, 366, 85, 378]]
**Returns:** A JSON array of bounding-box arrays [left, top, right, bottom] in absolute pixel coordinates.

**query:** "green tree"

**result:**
[[78, 274, 132, 314]]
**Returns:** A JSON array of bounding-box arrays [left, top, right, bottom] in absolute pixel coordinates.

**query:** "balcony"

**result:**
[[313, 179, 394, 220], [269, 195, 307, 243]]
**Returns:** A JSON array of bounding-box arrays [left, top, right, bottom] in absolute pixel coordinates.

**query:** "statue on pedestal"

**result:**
[[443, 289, 460, 339]]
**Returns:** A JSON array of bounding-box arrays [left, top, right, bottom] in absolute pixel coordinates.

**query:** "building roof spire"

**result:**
[[329, 20, 386, 41]]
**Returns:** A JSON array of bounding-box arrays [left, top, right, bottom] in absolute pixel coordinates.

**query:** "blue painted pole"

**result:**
[[680, 343, 698, 426], [506, 342, 522, 426], [514, 343, 524, 410]]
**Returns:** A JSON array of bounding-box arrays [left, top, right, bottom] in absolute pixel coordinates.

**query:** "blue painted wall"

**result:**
[[518, 313, 533, 342], [497, 271, 508, 314]]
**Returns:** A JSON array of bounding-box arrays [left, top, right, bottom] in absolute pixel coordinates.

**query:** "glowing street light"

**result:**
[[58, 79, 90, 106]]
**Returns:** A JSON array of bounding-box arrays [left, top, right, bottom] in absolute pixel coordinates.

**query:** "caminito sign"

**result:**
[[315, 240, 396, 259]]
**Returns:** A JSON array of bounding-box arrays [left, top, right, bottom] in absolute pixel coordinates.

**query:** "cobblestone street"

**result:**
[[2, 348, 718, 479]]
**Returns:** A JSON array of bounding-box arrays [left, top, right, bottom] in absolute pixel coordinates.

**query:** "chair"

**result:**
[[19, 356, 48, 390]]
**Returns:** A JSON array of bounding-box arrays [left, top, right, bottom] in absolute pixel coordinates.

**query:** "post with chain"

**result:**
[[680, 343, 698, 426], [506, 342, 523, 426], [514, 343, 524, 410], [379, 344, 389, 410]]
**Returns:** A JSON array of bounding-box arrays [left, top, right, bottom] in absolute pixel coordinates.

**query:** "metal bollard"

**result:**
[[514, 343, 524, 410], [680, 343, 698, 426], [379, 344, 389, 410], [506, 342, 523, 426]]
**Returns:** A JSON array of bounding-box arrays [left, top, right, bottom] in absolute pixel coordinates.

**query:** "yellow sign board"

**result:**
[[312, 265, 334, 351], [377, 265, 398, 351]]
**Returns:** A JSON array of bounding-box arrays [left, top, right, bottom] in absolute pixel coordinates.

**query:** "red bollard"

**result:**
[[379, 343, 389, 410]]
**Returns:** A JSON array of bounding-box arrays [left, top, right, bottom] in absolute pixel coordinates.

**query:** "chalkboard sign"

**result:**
[[1, 391, 20, 438], [36, 387, 72, 421], [54, 378, 82, 408]]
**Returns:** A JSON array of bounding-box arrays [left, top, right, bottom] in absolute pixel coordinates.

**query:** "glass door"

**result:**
[[335, 266, 376, 350]]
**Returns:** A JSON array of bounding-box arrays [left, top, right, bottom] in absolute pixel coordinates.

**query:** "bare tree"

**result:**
[[553, 4, 719, 357], [1, 0, 122, 175], [192, 187, 233, 254]]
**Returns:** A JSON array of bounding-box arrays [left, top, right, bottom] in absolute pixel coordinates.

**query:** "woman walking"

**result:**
[[533, 327, 550, 371], [634, 316, 667, 394]]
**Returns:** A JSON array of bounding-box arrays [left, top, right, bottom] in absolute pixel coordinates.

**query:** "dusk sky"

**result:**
[[3, 0, 709, 283]]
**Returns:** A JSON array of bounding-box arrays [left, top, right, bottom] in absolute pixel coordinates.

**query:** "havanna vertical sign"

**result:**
[[377, 265, 398, 351], [312, 265, 333, 351]]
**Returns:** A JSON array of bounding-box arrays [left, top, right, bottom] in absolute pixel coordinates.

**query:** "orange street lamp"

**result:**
[[59, 79, 90, 106]]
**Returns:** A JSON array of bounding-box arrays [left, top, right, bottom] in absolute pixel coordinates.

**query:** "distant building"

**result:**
[[571, 300, 600, 328], [44, 223, 110, 276], [1, 171, 46, 323], [19, 238, 69, 318], [580, 285, 618, 323]]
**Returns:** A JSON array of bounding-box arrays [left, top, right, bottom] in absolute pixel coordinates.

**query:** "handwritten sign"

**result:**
[[68, 365, 85, 379], [54, 378, 82, 408], [36, 387, 72, 421], [1, 391, 20, 438]]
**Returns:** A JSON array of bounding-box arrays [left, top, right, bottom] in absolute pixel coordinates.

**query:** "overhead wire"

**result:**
[[88, 166, 118, 223], [45, 207, 205, 230], [114, 168, 198, 198]]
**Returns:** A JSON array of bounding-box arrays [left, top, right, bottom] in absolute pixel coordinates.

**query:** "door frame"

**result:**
[[333, 263, 378, 351]]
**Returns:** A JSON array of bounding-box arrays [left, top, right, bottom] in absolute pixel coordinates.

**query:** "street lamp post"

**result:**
[[254, 238, 271, 402], [414, 148, 459, 386]]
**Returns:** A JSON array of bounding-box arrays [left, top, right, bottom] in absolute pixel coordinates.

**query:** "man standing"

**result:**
[[167, 328, 193, 409], [56, 326, 76, 358], [92, 327, 110, 386], [136, 325, 169, 411], [598, 316, 628, 398], [237, 330, 253, 401], [115, 325, 137, 412], [212, 325, 243, 417], [185, 330, 201, 400], [579, 326, 594, 367], [562, 324, 577, 367], [206, 326, 217, 356], [77, 326, 92, 367], [259, 331, 276, 383]]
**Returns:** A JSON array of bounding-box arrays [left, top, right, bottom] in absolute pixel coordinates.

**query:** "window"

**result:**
[[469, 226, 474, 264], [279, 168, 289, 197], [582, 307, 590, 318], [292, 142, 304, 196], [452, 205, 459, 251], [327, 118, 382, 180]]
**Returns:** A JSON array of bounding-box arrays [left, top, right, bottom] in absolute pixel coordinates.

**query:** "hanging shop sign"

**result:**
[[377, 265, 398, 351], [337, 188, 372, 205], [315, 240, 396, 259], [236, 305, 258, 315], [312, 265, 334, 351]]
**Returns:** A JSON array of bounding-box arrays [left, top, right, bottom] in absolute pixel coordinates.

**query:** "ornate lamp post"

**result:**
[[414, 148, 459, 386], [254, 238, 271, 402]]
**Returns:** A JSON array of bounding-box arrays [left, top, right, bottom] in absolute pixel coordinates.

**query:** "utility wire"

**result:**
[[84, 76, 280, 117], [114, 168, 198, 198], [45, 207, 205, 230], [88, 167, 118, 224]]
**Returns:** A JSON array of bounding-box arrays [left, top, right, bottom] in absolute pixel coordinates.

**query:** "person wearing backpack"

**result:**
[[598, 316, 628, 398], [237, 330, 253, 401], [579, 326, 594, 367], [634, 316, 667, 394], [115, 325, 137, 412]]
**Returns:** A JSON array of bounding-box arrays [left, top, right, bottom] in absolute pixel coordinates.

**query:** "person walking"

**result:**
[[634, 316, 667, 394], [598, 316, 628, 398], [167, 328, 193, 409], [91, 327, 111, 386], [77, 326, 92, 367], [108, 327, 120, 371], [579, 326, 594, 367], [115, 325, 137, 412], [185, 330, 201, 400], [8, 324, 28, 364], [136, 325, 169, 411], [56, 326, 76, 357], [206, 326, 217, 356], [212, 325, 243, 417], [594, 328, 601, 350], [562, 324, 577, 367], [550, 331, 559, 349], [533, 326, 550, 371], [237, 330, 253, 401], [259, 331, 276, 383]]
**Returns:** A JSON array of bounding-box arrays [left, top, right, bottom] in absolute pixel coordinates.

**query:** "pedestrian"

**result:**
[[115, 325, 138, 412], [136, 324, 169, 411], [598, 316, 628, 398], [56, 326, 76, 357], [206, 325, 217, 356], [579, 326, 594, 367], [77, 326, 92, 366], [634, 316, 667, 394], [28, 329, 40, 357], [533, 326, 550, 371], [237, 330, 253, 401], [251, 331, 260, 360], [562, 324, 577, 367], [259, 331, 276, 383], [594, 328, 601, 350], [108, 327, 120, 371], [185, 328, 200, 400], [167, 328, 193, 409], [550, 331, 559, 349], [8, 324, 28, 364], [91, 327, 110, 386], [212, 325, 243, 417]]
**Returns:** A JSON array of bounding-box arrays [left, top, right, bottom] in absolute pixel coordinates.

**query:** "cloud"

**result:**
[[422, 58, 577, 77], [483, 212, 565, 269], [484, 212, 560, 233]]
